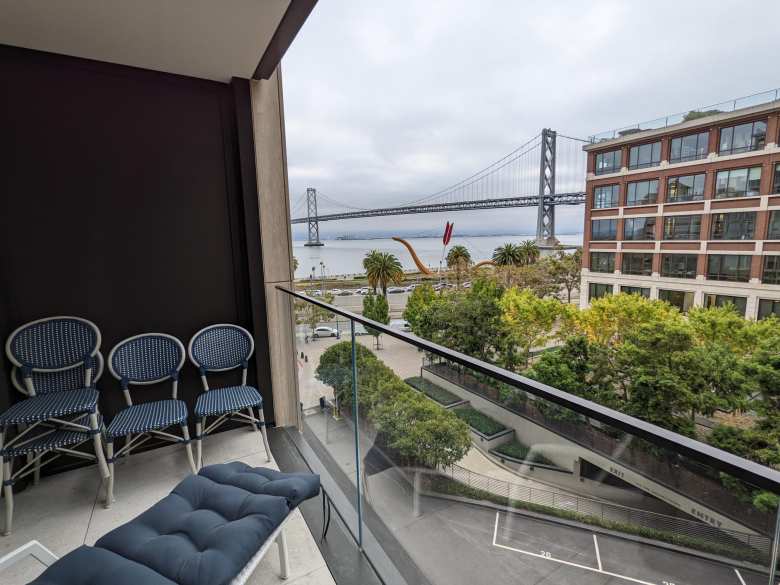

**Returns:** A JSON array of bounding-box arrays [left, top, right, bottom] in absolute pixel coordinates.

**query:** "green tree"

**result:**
[[499, 288, 563, 369], [363, 293, 390, 349], [292, 256, 299, 273], [297, 292, 335, 335], [403, 283, 436, 333], [363, 250, 404, 296], [492, 243, 524, 266], [446, 245, 472, 288], [548, 247, 582, 303], [518, 240, 540, 265]]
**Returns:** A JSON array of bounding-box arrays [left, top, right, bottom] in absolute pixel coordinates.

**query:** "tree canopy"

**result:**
[[363, 250, 404, 296]]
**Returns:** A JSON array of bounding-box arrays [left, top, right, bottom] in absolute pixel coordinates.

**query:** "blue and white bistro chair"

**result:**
[[188, 324, 271, 469], [104, 333, 197, 507], [1, 317, 110, 535]]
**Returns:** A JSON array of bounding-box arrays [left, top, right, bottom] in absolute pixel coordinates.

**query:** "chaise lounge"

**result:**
[[0, 462, 320, 585]]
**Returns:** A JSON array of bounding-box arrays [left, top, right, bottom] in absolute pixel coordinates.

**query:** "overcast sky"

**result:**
[[282, 0, 780, 239]]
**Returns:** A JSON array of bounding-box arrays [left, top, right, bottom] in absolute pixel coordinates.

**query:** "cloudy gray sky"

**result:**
[[283, 0, 779, 239]]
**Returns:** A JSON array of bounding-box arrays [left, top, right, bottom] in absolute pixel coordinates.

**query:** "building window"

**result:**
[[666, 174, 705, 203], [670, 131, 709, 163], [590, 252, 615, 273], [660, 254, 698, 278], [763, 256, 780, 284], [628, 141, 661, 170], [718, 120, 767, 155], [593, 184, 619, 209], [663, 215, 701, 240], [621, 286, 650, 297], [774, 163, 780, 194], [714, 167, 761, 198], [595, 150, 621, 175], [623, 217, 656, 240], [622, 253, 653, 275], [710, 212, 756, 240], [658, 289, 695, 313], [626, 180, 659, 206], [591, 218, 617, 240], [706, 254, 751, 282], [758, 299, 780, 320], [589, 282, 612, 301], [768, 211, 780, 240], [704, 294, 747, 316]]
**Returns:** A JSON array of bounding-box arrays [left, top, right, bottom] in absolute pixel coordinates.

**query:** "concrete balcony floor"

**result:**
[[0, 427, 336, 585]]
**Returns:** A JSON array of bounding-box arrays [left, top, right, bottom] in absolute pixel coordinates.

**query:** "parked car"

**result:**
[[389, 319, 411, 332], [330, 289, 342, 295], [432, 283, 446, 291], [312, 326, 339, 338], [309, 289, 322, 297], [336, 289, 353, 296], [356, 287, 369, 295], [404, 284, 417, 292], [387, 286, 405, 294]]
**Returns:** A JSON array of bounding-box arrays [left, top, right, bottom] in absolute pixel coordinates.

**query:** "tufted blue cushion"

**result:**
[[199, 461, 321, 508], [194, 385, 262, 417], [30, 545, 177, 585], [95, 474, 289, 585]]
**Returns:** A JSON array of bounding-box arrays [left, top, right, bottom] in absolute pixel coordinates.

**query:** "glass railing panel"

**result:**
[[286, 290, 780, 585], [293, 300, 363, 541]]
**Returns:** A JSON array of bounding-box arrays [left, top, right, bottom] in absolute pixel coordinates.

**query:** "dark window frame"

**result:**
[[621, 253, 654, 276], [660, 254, 698, 279], [593, 184, 620, 209], [658, 289, 695, 313], [670, 131, 709, 163], [590, 251, 615, 273], [626, 179, 659, 206], [706, 254, 751, 282], [663, 215, 701, 240], [758, 298, 780, 320], [704, 294, 747, 316], [768, 210, 780, 240], [623, 216, 657, 240], [666, 173, 705, 203], [773, 162, 780, 194], [595, 149, 622, 175], [620, 285, 650, 297], [710, 212, 756, 240], [628, 141, 662, 170], [763, 255, 780, 285], [589, 282, 613, 301], [591, 218, 617, 240], [714, 166, 762, 199], [718, 120, 767, 155]]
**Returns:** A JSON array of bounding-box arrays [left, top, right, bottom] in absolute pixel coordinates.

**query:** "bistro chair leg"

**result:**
[[182, 425, 197, 475], [3, 460, 14, 536], [104, 441, 115, 509], [257, 408, 271, 463]]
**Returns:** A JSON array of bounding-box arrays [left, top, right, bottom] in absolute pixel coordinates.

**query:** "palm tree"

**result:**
[[292, 256, 299, 273], [518, 240, 540, 265], [446, 245, 472, 288], [363, 250, 404, 296], [492, 243, 523, 266]]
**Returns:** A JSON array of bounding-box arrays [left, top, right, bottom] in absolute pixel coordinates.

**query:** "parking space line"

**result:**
[[593, 534, 602, 571], [492, 512, 658, 585], [734, 569, 747, 585]]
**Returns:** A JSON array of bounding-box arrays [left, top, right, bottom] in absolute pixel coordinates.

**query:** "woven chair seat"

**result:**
[[0, 428, 91, 457], [194, 386, 262, 418], [106, 400, 187, 438], [0, 389, 99, 426]]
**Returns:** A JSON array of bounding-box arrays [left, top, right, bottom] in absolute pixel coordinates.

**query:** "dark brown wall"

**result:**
[[0, 46, 273, 426]]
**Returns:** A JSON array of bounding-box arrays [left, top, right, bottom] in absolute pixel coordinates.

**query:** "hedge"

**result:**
[[492, 440, 556, 467], [424, 476, 766, 565], [454, 407, 507, 437], [405, 376, 461, 406]]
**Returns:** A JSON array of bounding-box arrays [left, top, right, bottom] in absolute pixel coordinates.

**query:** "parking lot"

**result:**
[[491, 510, 771, 585]]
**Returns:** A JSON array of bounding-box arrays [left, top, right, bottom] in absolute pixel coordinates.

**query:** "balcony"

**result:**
[[283, 287, 780, 585]]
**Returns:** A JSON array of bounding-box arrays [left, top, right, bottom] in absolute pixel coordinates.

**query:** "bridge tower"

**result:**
[[304, 187, 324, 247], [536, 128, 558, 247]]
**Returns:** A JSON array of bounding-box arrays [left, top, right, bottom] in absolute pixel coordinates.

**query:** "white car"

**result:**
[[312, 326, 339, 338], [386, 286, 405, 294], [309, 289, 322, 297], [330, 289, 342, 295], [356, 287, 369, 295], [389, 319, 411, 332], [404, 284, 417, 292]]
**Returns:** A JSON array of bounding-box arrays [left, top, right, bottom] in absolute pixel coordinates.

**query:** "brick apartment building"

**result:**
[[581, 101, 780, 319]]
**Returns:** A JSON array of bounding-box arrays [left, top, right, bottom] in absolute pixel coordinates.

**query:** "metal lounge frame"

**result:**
[[1, 316, 110, 536], [188, 324, 271, 469], [104, 333, 197, 507]]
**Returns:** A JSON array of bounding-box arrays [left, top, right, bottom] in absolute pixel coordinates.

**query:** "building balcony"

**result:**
[[283, 288, 780, 585]]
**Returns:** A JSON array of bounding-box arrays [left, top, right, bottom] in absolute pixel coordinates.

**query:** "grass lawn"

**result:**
[[454, 406, 507, 437], [405, 376, 461, 406]]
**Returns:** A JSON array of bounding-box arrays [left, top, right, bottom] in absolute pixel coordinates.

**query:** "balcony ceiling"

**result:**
[[0, 0, 291, 82]]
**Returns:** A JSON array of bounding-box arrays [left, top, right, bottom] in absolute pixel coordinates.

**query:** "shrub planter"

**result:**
[[404, 376, 466, 408], [453, 406, 514, 450]]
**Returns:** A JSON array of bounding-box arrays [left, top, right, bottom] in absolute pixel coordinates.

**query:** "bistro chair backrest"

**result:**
[[11, 352, 105, 396], [188, 324, 254, 389], [5, 316, 101, 396], [108, 333, 186, 402]]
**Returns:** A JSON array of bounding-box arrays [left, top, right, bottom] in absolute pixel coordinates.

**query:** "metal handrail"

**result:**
[[279, 286, 780, 493]]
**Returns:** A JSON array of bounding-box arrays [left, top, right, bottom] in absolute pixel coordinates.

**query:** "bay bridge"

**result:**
[[289, 129, 589, 246]]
